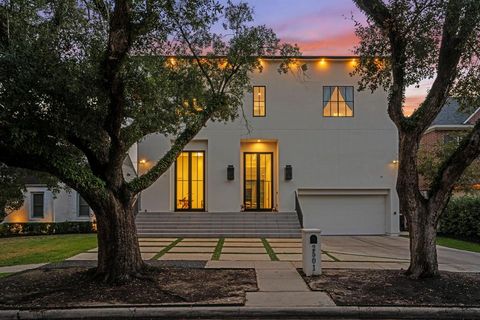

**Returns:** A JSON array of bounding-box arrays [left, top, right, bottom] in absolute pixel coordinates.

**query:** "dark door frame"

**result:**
[[174, 150, 205, 212], [243, 152, 274, 211]]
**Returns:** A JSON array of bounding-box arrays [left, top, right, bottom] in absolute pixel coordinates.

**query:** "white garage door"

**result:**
[[302, 195, 386, 235]]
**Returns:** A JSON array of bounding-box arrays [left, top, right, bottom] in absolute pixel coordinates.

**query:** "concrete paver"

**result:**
[[169, 246, 214, 253], [176, 242, 217, 247], [256, 268, 309, 291], [159, 253, 212, 260], [223, 242, 264, 247], [268, 242, 302, 248], [138, 238, 178, 242], [205, 261, 255, 269], [276, 254, 302, 261], [220, 253, 271, 261], [271, 247, 302, 254], [222, 247, 266, 254]]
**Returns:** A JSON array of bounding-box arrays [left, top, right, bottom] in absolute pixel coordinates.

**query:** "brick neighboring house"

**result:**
[[421, 98, 480, 151], [419, 98, 480, 191]]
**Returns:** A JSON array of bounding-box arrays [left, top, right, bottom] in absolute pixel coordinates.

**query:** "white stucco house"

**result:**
[[4, 57, 400, 236]]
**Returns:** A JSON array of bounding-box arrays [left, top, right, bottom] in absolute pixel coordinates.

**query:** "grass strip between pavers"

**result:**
[[0, 273, 12, 279], [150, 238, 183, 260], [261, 238, 279, 261], [322, 251, 340, 262], [211, 238, 225, 260]]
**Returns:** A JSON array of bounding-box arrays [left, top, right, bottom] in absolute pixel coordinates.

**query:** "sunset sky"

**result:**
[[234, 0, 430, 115]]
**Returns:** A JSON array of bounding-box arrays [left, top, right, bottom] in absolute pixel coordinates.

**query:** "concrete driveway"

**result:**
[[320, 236, 480, 272], [67, 235, 480, 272]]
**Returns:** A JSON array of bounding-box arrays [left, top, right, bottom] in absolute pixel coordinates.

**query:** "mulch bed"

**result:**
[[301, 269, 480, 307], [0, 267, 257, 309]]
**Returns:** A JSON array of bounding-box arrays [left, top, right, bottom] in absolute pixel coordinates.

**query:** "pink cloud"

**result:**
[[284, 31, 359, 55]]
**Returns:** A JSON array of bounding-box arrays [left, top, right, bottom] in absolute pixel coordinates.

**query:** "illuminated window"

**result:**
[[175, 151, 205, 211], [253, 86, 266, 117], [323, 86, 354, 117]]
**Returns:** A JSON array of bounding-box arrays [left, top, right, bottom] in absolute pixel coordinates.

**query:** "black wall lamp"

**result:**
[[285, 165, 293, 180], [227, 165, 235, 180]]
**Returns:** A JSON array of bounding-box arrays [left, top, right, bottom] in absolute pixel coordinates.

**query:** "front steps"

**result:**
[[135, 211, 301, 238]]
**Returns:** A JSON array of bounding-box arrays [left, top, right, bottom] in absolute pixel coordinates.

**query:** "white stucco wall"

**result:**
[[137, 58, 399, 234]]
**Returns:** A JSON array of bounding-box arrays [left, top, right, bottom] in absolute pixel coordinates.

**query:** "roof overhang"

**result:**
[[425, 124, 474, 134]]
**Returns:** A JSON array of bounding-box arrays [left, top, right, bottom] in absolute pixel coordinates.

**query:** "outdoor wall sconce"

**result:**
[[285, 165, 293, 180], [227, 165, 234, 180]]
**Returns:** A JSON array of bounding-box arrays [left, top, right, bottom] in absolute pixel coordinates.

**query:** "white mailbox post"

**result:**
[[302, 229, 322, 276]]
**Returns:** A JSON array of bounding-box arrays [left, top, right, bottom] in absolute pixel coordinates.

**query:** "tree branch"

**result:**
[[409, 1, 480, 133], [127, 111, 212, 194]]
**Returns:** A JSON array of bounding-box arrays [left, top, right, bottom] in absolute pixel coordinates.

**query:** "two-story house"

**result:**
[[4, 57, 400, 236]]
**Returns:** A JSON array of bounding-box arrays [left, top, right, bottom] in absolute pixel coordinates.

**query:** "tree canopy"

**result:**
[[353, 0, 480, 278]]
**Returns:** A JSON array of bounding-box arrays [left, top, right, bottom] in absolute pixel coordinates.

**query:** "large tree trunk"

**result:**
[[93, 194, 145, 283], [405, 208, 440, 278], [397, 133, 440, 279]]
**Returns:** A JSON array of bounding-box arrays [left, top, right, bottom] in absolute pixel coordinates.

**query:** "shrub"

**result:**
[[0, 221, 95, 237], [439, 196, 480, 240]]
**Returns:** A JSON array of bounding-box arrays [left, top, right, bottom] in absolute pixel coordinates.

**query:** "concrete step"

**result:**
[[135, 211, 301, 238]]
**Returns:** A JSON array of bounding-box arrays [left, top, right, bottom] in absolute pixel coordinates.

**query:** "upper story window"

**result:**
[[32, 192, 44, 218], [78, 195, 90, 217], [253, 86, 266, 117], [323, 86, 354, 117]]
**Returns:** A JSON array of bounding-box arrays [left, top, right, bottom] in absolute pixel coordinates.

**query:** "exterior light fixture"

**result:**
[[139, 159, 147, 164], [256, 139, 261, 143], [227, 165, 234, 180], [319, 58, 326, 65], [285, 165, 293, 180], [392, 160, 399, 164]]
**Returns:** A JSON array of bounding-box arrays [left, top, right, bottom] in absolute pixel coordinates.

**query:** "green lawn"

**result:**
[[436, 236, 480, 253], [0, 273, 12, 278], [0, 234, 97, 267]]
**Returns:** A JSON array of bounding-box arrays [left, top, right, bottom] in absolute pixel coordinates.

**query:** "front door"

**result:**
[[244, 152, 273, 210], [175, 151, 205, 211]]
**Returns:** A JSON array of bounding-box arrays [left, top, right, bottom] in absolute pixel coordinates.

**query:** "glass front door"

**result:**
[[244, 152, 273, 210], [175, 151, 205, 211]]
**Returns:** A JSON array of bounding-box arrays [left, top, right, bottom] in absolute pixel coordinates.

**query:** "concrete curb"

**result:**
[[1, 306, 480, 319]]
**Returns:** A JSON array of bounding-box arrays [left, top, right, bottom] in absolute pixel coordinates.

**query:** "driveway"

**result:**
[[66, 236, 480, 272], [320, 236, 480, 272]]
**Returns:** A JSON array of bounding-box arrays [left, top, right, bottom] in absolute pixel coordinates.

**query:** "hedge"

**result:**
[[439, 196, 480, 241], [0, 221, 96, 237]]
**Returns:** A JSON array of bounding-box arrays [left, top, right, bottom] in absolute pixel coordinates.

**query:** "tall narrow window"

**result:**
[[78, 195, 90, 217], [175, 151, 205, 211], [323, 86, 354, 117], [32, 192, 44, 218], [253, 86, 266, 117]]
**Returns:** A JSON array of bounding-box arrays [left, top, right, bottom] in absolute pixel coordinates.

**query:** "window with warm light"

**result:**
[[253, 86, 266, 117], [323, 86, 354, 117]]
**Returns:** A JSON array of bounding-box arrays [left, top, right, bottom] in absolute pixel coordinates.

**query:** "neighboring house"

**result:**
[[4, 57, 401, 236], [3, 146, 138, 224], [421, 98, 480, 151], [419, 98, 480, 192]]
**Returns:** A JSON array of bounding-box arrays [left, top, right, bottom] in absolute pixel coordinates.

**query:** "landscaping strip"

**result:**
[[437, 236, 480, 253], [0, 234, 97, 267], [211, 238, 224, 260], [0, 273, 12, 278], [151, 238, 183, 260], [261, 238, 278, 261]]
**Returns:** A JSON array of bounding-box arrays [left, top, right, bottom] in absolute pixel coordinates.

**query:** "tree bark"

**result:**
[[93, 194, 145, 283], [396, 132, 441, 278], [405, 206, 440, 278]]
